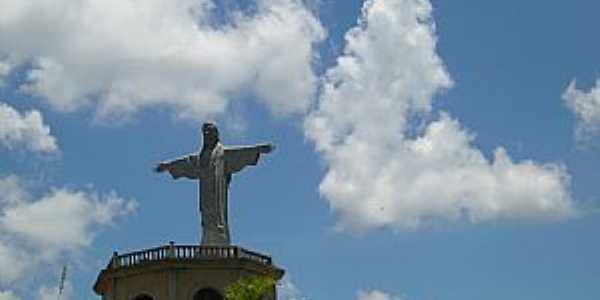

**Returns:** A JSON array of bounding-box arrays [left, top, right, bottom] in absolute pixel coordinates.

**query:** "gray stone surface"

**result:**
[[155, 123, 274, 245]]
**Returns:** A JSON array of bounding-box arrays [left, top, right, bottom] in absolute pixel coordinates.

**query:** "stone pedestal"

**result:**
[[94, 243, 284, 300]]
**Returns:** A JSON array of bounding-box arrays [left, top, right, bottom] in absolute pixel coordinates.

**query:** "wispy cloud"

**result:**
[[278, 275, 305, 300], [357, 289, 403, 300], [562, 79, 600, 144]]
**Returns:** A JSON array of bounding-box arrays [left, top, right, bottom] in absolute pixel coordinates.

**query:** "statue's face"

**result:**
[[202, 123, 219, 147]]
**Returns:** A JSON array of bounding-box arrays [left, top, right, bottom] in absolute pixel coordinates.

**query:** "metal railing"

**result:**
[[109, 242, 272, 269]]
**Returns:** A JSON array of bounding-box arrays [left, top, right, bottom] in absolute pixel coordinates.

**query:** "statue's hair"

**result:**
[[201, 122, 220, 147]]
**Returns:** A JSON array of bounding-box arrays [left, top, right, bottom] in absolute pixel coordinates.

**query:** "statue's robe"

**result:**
[[161, 143, 269, 245]]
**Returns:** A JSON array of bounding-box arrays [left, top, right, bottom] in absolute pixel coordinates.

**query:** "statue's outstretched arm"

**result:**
[[155, 154, 200, 179], [224, 143, 275, 174]]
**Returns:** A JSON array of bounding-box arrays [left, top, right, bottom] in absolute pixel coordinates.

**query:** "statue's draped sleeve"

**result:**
[[224, 145, 266, 174], [162, 154, 200, 179]]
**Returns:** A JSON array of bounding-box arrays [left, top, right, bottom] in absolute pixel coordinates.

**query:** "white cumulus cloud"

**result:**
[[305, 0, 573, 232], [0, 242, 27, 286], [0, 101, 58, 153], [0, 60, 10, 85], [0, 290, 20, 300], [0, 175, 137, 286], [562, 79, 600, 143], [36, 284, 71, 300], [0, 61, 8, 75], [0, 0, 324, 121], [1, 189, 136, 250]]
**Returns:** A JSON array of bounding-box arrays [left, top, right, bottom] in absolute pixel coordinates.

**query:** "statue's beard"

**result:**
[[203, 137, 218, 149]]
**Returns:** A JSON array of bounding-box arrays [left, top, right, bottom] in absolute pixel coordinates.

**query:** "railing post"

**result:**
[[111, 251, 119, 269], [168, 241, 176, 259]]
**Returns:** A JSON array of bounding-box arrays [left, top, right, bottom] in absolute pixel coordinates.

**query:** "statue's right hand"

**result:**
[[154, 162, 167, 173]]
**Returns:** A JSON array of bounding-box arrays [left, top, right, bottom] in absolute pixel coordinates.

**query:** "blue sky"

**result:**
[[0, 1, 599, 300]]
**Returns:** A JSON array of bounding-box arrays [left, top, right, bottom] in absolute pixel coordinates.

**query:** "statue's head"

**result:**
[[201, 122, 219, 148]]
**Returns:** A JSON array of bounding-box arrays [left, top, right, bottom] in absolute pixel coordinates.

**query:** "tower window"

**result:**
[[133, 294, 154, 300], [193, 288, 223, 300]]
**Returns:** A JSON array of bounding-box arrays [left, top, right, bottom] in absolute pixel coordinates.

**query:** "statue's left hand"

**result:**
[[259, 144, 275, 154]]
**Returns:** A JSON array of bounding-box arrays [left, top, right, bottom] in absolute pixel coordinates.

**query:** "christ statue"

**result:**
[[154, 123, 274, 245]]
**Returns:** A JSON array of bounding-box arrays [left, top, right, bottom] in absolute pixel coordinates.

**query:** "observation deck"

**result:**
[[93, 242, 284, 299]]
